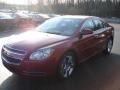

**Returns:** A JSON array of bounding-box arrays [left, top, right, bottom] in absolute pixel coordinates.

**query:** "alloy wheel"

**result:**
[[59, 54, 75, 78]]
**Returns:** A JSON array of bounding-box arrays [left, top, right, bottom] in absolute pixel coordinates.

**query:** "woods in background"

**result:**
[[38, 0, 120, 17], [0, 0, 120, 18]]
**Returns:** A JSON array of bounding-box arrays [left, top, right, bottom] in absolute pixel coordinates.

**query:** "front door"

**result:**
[[77, 19, 98, 62]]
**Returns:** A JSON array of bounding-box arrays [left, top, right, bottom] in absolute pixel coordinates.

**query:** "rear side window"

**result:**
[[93, 19, 104, 30], [82, 19, 95, 31]]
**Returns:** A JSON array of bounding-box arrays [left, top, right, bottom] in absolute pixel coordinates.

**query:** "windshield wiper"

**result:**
[[45, 31, 62, 35]]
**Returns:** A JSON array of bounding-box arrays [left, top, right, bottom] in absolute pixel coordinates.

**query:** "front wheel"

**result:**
[[103, 38, 113, 55], [57, 52, 76, 79]]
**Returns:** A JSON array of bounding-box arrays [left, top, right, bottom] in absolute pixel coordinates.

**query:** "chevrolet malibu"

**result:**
[[1, 15, 114, 79]]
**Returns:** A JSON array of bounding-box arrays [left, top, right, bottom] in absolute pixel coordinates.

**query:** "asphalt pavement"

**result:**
[[0, 23, 120, 90]]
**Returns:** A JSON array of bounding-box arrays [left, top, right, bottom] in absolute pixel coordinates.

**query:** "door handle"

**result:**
[[94, 34, 99, 38], [94, 34, 105, 38]]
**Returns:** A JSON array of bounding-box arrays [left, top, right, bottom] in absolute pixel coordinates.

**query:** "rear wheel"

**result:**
[[103, 38, 113, 55], [57, 52, 76, 79]]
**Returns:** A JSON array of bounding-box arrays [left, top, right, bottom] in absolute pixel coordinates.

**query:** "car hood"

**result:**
[[5, 31, 69, 51]]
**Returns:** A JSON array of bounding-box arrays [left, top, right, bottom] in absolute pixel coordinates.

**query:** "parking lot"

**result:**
[[0, 23, 120, 90]]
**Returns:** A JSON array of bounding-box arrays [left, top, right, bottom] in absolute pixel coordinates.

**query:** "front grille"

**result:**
[[1, 45, 26, 65], [2, 52, 21, 65], [4, 45, 25, 54]]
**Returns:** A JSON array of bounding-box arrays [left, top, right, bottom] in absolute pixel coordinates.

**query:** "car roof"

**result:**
[[59, 15, 97, 19]]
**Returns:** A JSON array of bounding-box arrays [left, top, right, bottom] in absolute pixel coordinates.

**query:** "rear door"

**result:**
[[92, 19, 110, 51]]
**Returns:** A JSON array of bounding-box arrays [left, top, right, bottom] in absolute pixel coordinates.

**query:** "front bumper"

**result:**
[[1, 45, 60, 77], [2, 57, 58, 77]]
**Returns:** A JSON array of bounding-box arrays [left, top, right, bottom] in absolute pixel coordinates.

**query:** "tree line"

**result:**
[[0, 0, 120, 18], [37, 0, 120, 18]]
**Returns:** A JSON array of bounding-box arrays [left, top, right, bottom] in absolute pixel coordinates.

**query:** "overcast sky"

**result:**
[[0, 0, 38, 5]]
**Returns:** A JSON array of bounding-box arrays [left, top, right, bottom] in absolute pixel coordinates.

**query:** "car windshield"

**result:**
[[36, 17, 82, 36]]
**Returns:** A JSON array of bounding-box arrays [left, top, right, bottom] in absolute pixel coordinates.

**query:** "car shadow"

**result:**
[[1, 53, 120, 90]]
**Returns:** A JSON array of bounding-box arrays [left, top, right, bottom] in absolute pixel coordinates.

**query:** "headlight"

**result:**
[[29, 48, 54, 61]]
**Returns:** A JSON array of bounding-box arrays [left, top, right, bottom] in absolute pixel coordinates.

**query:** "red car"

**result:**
[[1, 15, 114, 79]]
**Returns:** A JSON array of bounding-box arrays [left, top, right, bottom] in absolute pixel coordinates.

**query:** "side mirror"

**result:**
[[81, 28, 93, 35]]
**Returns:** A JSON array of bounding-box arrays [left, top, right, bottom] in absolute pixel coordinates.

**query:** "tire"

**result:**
[[57, 52, 76, 79], [103, 38, 113, 55]]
